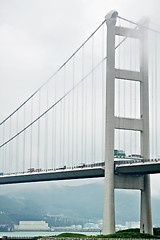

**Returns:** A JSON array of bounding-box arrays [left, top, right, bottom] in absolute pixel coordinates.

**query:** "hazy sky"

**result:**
[[1, 0, 160, 116], [0, 0, 160, 202]]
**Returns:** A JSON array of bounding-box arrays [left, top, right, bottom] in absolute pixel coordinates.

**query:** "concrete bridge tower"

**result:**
[[103, 11, 153, 235]]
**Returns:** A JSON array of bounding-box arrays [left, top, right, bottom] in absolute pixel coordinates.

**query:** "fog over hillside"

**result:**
[[0, 180, 159, 226]]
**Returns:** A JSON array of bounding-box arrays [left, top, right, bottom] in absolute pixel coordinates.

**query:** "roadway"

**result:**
[[0, 167, 105, 185], [115, 160, 160, 174], [0, 159, 160, 185]]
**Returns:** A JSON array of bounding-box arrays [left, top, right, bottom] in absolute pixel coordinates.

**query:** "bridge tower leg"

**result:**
[[103, 11, 153, 235], [140, 20, 153, 234], [103, 10, 117, 235], [140, 175, 153, 234]]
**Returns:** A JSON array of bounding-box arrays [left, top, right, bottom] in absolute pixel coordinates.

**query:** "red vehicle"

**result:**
[[27, 168, 35, 173], [35, 168, 42, 172]]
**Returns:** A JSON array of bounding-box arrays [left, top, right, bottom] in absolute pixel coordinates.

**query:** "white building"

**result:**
[[14, 221, 50, 231]]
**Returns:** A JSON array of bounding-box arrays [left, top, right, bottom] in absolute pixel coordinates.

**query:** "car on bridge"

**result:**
[[128, 154, 143, 159]]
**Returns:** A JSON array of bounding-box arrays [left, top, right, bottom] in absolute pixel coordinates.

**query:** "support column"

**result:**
[[140, 175, 153, 234], [103, 10, 118, 235], [140, 19, 153, 234]]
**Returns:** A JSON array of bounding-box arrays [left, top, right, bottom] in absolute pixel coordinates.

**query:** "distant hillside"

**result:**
[[0, 180, 159, 226]]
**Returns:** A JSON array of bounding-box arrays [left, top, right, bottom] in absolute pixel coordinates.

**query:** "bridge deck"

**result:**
[[0, 160, 160, 185], [115, 161, 160, 174], [0, 167, 105, 185]]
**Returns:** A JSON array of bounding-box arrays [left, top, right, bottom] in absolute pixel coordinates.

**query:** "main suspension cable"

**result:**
[[118, 16, 160, 34], [0, 19, 106, 127], [1, 16, 142, 130], [1, 15, 146, 128], [0, 22, 141, 149], [0, 58, 105, 149]]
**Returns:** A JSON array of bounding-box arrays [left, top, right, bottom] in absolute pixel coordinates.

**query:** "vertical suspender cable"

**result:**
[[92, 36, 95, 164], [72, 57, 75, 168], [67, 79, 70, 167], [23, 105, 26, 173], [82, 47, 84, 163], [54, 80, 57, 169], [130, 23, 132, 156], [52, 104, 54, 170], [118, 18, 121, 152], [0, 127, 2, 172], [151, 35, 154, 158], [60, 88, 62, 168], [135, 38, 137, 154], [76, 62, 78, 166], [63, 66, 66, 167], [84, 60, 87, 164], [37, 91, 41, 170], [45, 85, 49, 170], [123, 35, 125, 152], [155, 33, 157, 158], [9, 117, 12, 174], [63, 66, 67, 165], [101, 24, 105, 162], [16, 111, 19, 173], [3, 123, 5, 173], [30, 98, 33, 170]]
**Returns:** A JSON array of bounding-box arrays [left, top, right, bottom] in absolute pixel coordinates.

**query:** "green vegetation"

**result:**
[[36, 228, 160, 239], [35, 233, 88, 239], [154, 228, 160, 236], [93, 228, 160, 238], [95, 232, 160, 238], [56, 233, 87, 238], [118, 228, 140, 233]]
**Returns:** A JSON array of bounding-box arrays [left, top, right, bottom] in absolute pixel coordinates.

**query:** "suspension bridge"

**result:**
[[1, 10, 160, 235]]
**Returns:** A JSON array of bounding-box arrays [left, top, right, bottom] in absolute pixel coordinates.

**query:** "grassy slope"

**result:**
[[38, 229, 160, 239]]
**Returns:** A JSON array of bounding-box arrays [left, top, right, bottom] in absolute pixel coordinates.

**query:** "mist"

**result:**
[[0, 0, 160, 227]]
